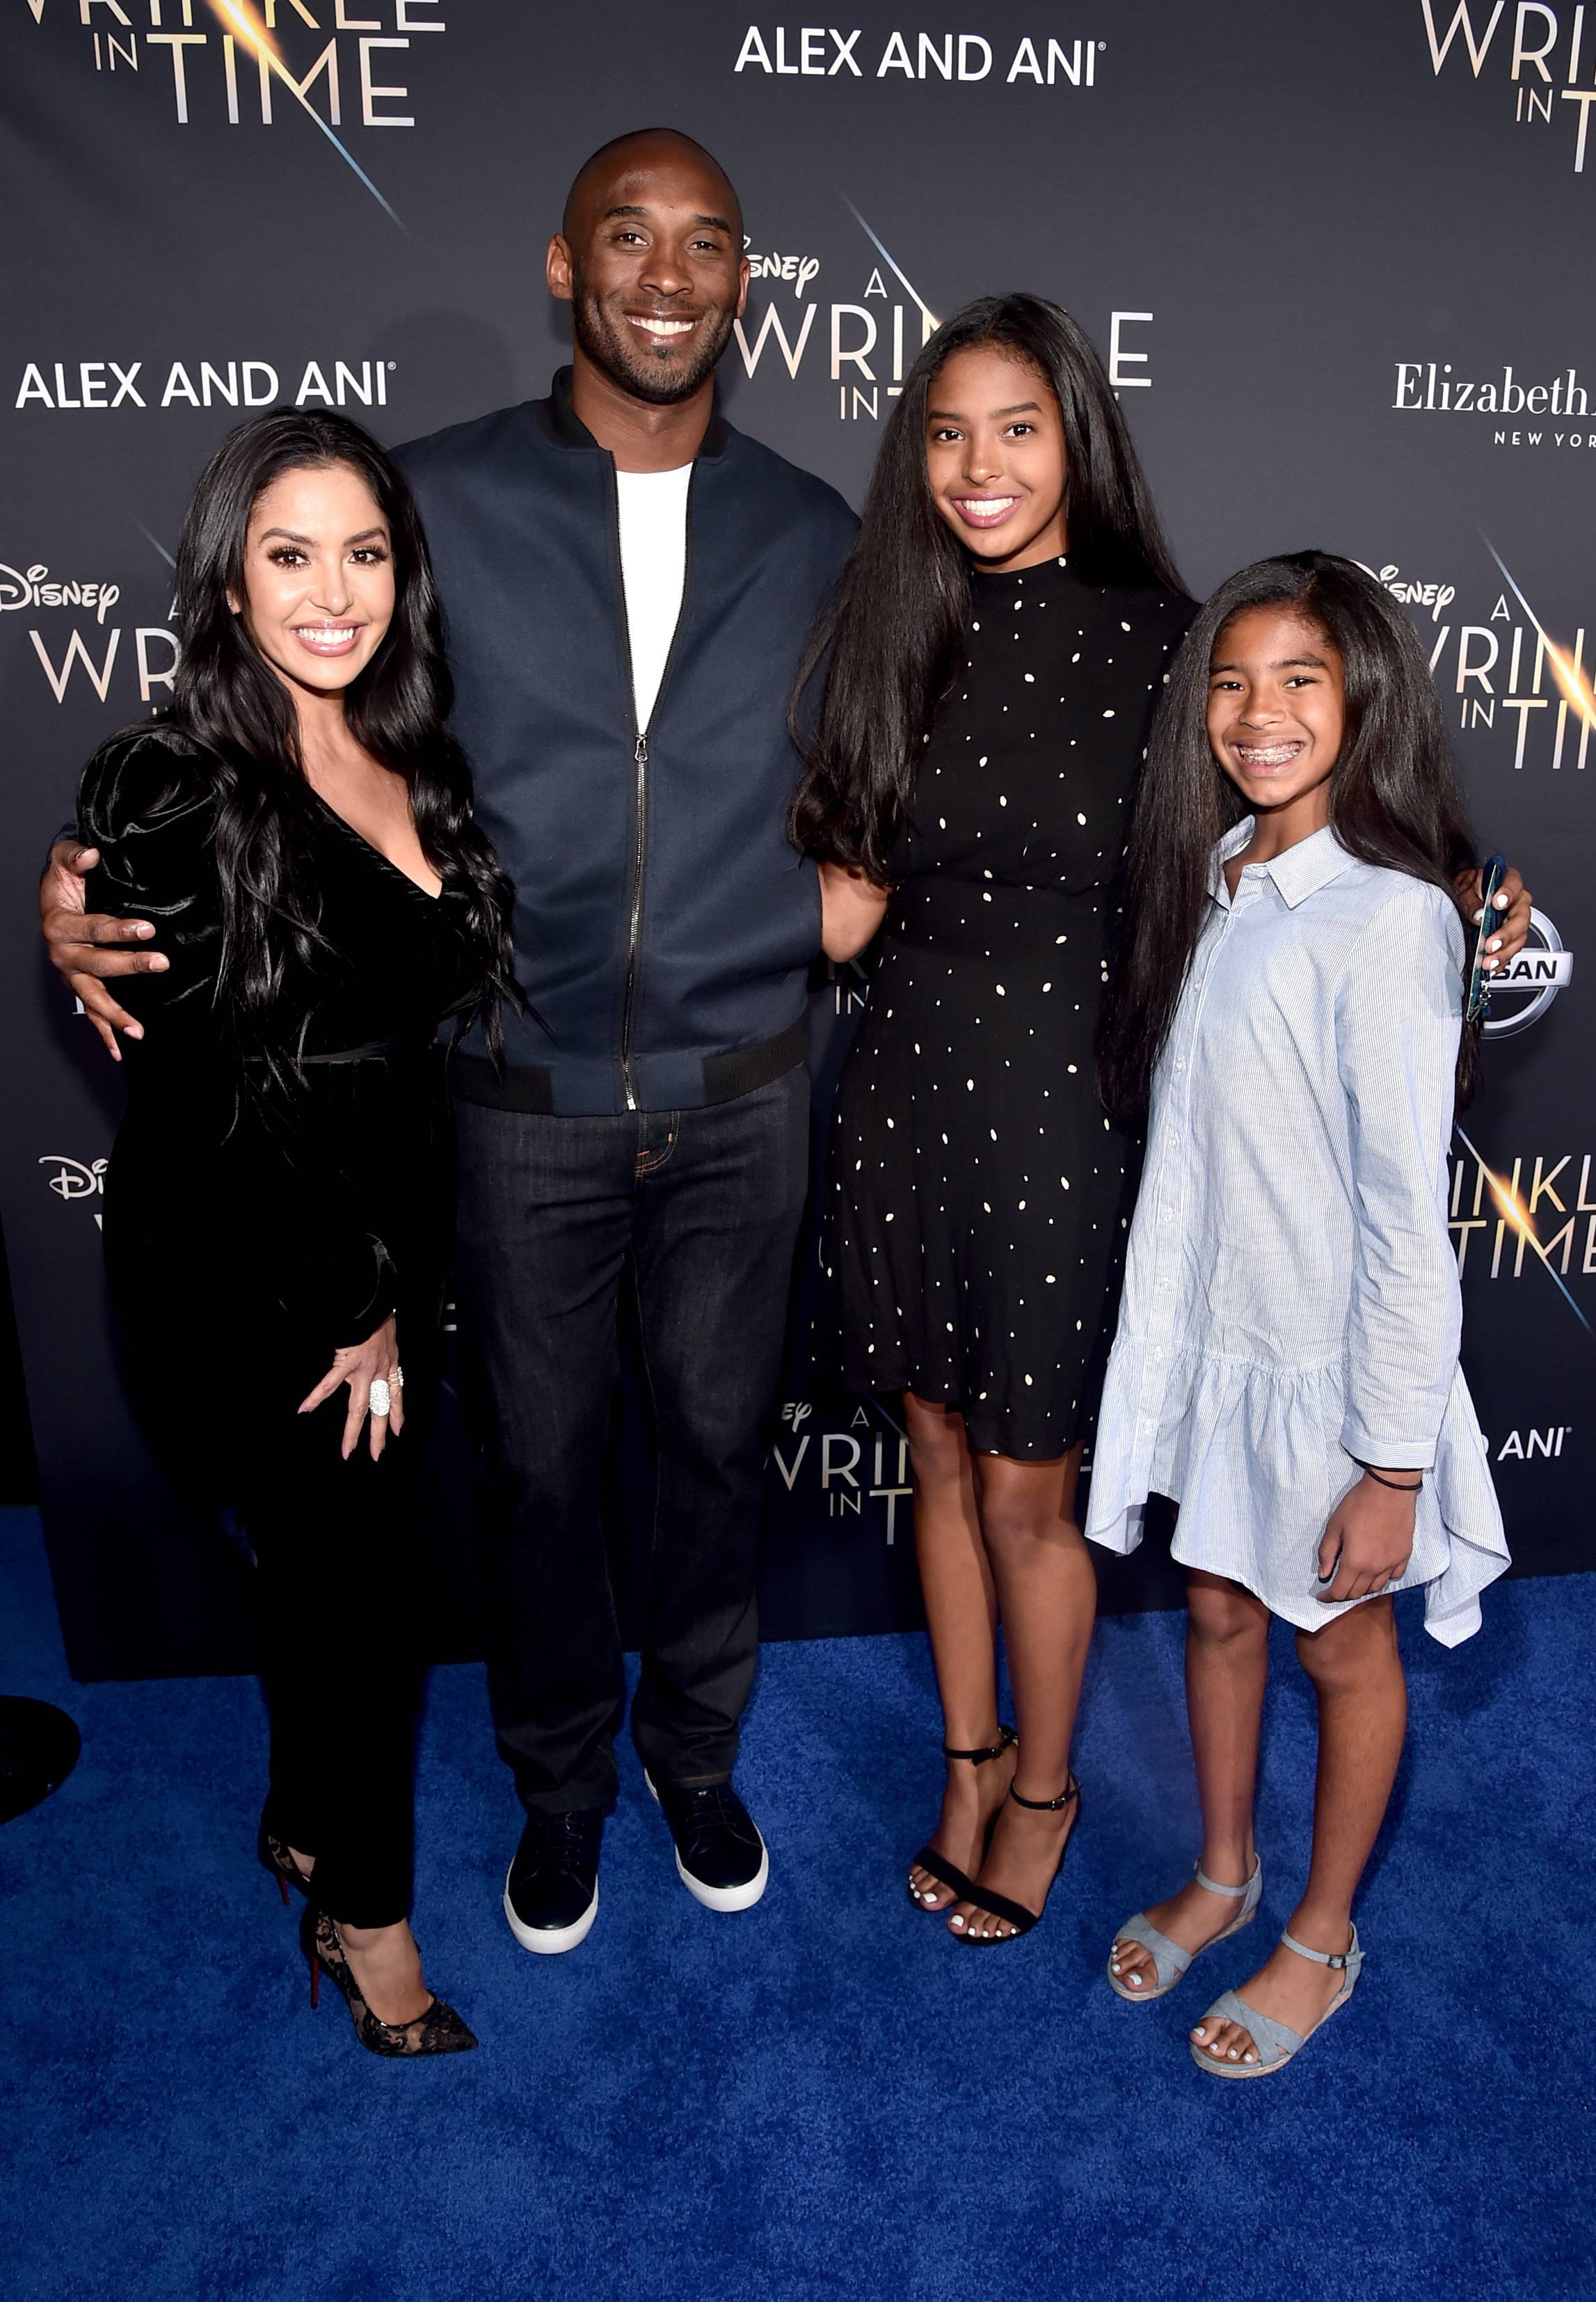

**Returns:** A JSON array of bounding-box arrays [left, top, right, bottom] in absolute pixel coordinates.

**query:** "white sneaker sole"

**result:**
[[502, 1865, 599, 1956], [644, 1772, 770, 1912]]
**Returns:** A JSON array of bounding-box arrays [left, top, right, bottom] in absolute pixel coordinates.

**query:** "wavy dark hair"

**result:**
[[790, 292, 1185, 878], [163, 408, 515, 1057], [1097, 550, 1480, 1120]]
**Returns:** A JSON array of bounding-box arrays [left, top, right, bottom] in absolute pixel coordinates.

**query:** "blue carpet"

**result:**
[[1, 1504, 1591, 2302]]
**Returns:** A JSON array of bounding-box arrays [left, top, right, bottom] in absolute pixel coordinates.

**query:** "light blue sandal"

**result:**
[[1190, 1924, 1364, 2079], [1106, 1857, 1263, 2002]]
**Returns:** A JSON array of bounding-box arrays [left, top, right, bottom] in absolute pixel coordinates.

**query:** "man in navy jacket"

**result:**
[[43, 129, 857, 1955], [404, 129, 856, 1950]]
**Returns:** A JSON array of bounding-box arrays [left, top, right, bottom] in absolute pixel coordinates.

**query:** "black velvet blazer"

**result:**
[[79, 725, 487, 1358]]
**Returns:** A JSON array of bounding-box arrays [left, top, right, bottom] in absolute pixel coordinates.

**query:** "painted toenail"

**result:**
[[1127, 1973, 1142, 1986], [1226, 2049, 1238, 2060]]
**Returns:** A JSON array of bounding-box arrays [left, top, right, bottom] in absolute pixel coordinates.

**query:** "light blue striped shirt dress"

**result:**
[[1085, 820, 1508, 1645]]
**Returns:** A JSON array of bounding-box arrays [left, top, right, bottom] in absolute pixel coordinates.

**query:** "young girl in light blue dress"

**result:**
[[1087, 551, 1508, 2078]]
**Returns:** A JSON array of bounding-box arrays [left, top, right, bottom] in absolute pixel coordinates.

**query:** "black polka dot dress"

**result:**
[[826, 559, 1194, 1459]]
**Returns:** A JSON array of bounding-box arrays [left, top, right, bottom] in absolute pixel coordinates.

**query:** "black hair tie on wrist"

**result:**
[[1354, 1459, 1424, 1493]]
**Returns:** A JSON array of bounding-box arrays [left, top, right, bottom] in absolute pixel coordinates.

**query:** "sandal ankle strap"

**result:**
[[941, 1725, 1017, 1766], [1009, 1775, 1078, 1813], [1193, 1857, 1259, 1899], [1279, 1923, 1361, 1973]]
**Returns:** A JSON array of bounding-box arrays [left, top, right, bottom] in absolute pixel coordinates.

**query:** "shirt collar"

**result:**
[[1209, 818, 1358, 910], [538, 365, 730, 461]]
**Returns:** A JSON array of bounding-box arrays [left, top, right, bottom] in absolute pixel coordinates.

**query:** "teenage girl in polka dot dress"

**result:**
[[791, 296, 1193, 1943]]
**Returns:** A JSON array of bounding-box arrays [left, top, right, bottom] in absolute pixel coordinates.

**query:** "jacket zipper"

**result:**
[[611, 458, 695, 1112]]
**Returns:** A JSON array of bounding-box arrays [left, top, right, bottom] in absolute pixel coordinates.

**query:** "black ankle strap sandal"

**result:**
[[941, 1725, 1018, 1767], [906, 1727, 1019, 1912], [952, 1775, 1083, 1946], [1009, 1778, 1080, 1813]]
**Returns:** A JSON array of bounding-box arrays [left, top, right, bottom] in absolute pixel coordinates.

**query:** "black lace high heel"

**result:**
[[952, 1776, 1081, 1946], [299, 1905, 477, 2058], [260, 1827, 315, 1906], [907, 1726, 1019, 1911]]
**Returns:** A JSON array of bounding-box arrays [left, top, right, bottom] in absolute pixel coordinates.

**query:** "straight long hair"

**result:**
[[790, 292, 1184, 878], [165, 408, 516, 1056], [1096, 550, 1480, 1119]]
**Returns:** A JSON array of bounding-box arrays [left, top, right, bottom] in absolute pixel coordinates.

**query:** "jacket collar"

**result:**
[[534, 365, 731, 461], [1211, 818, 1359, 910]]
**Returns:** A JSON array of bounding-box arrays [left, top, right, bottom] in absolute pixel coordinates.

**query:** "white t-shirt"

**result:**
[[614, 464, 692, 732]]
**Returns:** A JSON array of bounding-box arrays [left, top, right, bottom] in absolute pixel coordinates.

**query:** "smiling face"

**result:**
[[230, 461, 394, 700], [550, 135, 748, 407], [924, 342, 1069, 572], [1206, 604, 1347, 835]]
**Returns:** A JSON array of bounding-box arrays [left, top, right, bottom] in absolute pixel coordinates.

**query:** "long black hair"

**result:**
[[790, 292, 1184, 878], [165, 408, 516, 1055], [1097, 550, 1480, 1120]]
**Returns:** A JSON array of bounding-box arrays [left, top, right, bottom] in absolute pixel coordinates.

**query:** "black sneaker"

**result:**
[[503, 1807, 604, 1956], [646, 1773, 769, 1912]]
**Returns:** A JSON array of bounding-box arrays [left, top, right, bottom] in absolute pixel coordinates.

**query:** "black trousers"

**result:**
[[250, 1380, 424, 1930], [120, 1327, 427, 1934], [453, 1067, 809, 1813], [105, 1048, 452, 1935]]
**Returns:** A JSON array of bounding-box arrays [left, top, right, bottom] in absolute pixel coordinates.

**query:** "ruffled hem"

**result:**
[[838, 1355, 1091, 1461], [1083, 1344, 1508, 1645]]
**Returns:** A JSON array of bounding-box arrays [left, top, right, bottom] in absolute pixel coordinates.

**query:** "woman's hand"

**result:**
[[1453, 862, 1531, 973], [297, 1313, 404, 1461], [1315, 1473, 1417, 1604], [819, 860, 891, 962]]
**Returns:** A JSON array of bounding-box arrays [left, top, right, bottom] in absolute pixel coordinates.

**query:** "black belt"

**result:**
[[450, 1016, 808, 1116]]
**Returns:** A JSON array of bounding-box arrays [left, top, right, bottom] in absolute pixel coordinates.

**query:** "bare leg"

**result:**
[[1110, 1571, 1270, 1992], [948, 1447, 1094, 1941], [335, 1919, 433, 2026], [902, 1393, 1014, 1912], [1193, 1596, 1406, 2066], [284, 1853, 429, 2027]]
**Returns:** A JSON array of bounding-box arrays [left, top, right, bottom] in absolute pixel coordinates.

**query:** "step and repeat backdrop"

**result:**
[[3, 0, 1592, 1676]]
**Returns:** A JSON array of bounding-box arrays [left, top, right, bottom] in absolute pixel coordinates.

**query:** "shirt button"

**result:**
[[1154, 1347, 1165, 1360], [1174, 1058, 1186, 1071]]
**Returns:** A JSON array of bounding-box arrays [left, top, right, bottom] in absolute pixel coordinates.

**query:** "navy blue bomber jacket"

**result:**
[[394, 370, 858, 1118]]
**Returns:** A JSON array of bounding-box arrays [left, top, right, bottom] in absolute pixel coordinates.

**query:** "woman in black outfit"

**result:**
[[77, 410, 514, 2055], [793, 297, 1192, 1944]]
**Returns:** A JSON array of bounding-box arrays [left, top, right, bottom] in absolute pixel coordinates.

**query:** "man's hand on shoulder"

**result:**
[[39, 839, 168, 1061]]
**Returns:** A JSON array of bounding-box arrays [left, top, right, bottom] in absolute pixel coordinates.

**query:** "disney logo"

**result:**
[[743, 240, 821, 297], [38, 1154, 107, 1201], [1357, 562, 1455, 621], [1, 563, 120, 625]]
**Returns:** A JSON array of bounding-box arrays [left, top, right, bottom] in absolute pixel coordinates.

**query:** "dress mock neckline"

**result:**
[[968, 555, 1069, 582]]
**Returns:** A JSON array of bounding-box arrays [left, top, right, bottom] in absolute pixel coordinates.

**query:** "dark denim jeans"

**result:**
[[453, 1068, 809, 1813]]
